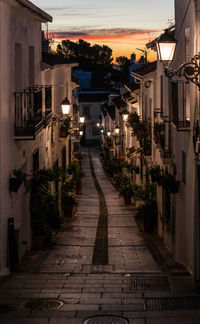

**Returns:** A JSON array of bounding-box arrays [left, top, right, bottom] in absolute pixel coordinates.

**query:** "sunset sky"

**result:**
[[32, 0, 174, 61]]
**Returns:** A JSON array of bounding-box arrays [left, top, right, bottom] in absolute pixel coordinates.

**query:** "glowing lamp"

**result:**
[[79, 115, 85, 123], [114, 126, 120, 135], [156, 29, 177, 63], [79, 130, 83, 136], [122, 112, 129, 122], [61, 97, 71, 115]]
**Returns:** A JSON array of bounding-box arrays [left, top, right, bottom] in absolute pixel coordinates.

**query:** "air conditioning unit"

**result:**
[[196, 141, 200, 154]]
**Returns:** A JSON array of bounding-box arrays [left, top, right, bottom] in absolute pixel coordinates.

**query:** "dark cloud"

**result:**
[[49, 27, 161, 39]]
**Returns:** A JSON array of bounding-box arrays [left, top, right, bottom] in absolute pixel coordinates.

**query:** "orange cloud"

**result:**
[[49, 28, 160, 61]]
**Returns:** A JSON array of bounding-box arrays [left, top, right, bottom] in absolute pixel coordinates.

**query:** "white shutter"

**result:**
[[185, 28, 190, 121]]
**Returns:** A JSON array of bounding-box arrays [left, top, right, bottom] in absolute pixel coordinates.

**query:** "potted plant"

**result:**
[[160, 174, 180, 193], [135, 199, 157, 232], [119, 182, 134, 204], [148, 165, 161, 183], [61, 194, 76, 217], [10, 169, 27, 192], [59, 117, 71, 137]]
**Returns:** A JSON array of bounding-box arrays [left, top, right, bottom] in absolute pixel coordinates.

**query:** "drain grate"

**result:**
[[0, 304, 15, 315], [130, 275, 169, 291], [81, 264, 115, 273], [145, 296, 200, 311], [83, 315, 129, 324], [23, 299, 64, 311]]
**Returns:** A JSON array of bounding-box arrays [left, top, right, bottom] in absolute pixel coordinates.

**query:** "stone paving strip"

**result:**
[[1, 148, 200, 323]]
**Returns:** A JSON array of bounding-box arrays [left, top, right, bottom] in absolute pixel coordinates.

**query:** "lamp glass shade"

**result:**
[[101, 129, 104, 134], [79, 116, 85, 123], [97, 123, 100, 127], [122, 113, 129, 122], [156, 42, 176, 62], [156, 29, 177, 62], [79, 130, 83, 136], [107, 131, 111, 137], [61, 98, 71, 114], [114, 126, 120, 135]]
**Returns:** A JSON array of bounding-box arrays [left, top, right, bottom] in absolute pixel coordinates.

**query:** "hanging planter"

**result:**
[[9, 177, 22, 192], [160, 174, 180, 194]]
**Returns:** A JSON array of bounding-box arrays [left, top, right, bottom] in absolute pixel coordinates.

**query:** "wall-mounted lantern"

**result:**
[[79, 115, 85, 123], [79, 130, 83, 136], [114, 126, 120, 135], [107, 131, 111, 137], [157, 29, 200, 90], [122, 112, 129, 122], [61, 97, 71, 115]]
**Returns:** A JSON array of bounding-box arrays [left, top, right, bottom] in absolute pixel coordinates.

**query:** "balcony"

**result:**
[[14, 86, 52, 140]]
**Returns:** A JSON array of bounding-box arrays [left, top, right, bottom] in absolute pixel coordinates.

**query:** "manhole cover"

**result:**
[[0, 304, 15, 314], [81, 264, 115, 273], [145, 297, 200, 311], [84, 316, 129, 324], [130, 276, 169, 291], [23, 299, 64, 311]]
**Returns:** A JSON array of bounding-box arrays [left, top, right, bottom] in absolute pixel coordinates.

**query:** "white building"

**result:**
[[79, 91, 109, 142], [0, 0, 53, 276], [145, 0, 200, 283], [0, 0, 79, 277]]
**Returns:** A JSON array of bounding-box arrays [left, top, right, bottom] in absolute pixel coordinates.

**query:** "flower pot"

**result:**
[[34, 234, 46, 250], [9, 178, 22, 192], [60, 131, 67, 138], [124, 195, 131, 204], [143, 217, 155, 232], [63, 206, 73, 217]]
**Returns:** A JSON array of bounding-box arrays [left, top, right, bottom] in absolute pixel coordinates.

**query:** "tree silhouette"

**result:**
[[57, 39, 113, 68]]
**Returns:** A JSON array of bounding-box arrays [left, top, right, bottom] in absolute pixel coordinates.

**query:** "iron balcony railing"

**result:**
[[14, 86, 52, 139]]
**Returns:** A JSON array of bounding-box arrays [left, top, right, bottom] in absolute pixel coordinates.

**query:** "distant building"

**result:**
[[78, 90, 109, 141]]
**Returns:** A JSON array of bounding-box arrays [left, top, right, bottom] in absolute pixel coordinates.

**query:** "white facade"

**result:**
[[145, 0, 200, 282], [79, 91, 109, 141]]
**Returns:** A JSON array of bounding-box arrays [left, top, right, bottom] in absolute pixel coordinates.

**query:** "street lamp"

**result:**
[[79, 115, 85, 123], [156, 29, 177, 64], [157, 29, 200, 90], [122, 112, 129, 122], [114, 126, 120, 135], [97, 123, 100, 127], [107, 131, 111, 137], [61, 97, 71, 115], [101, 129, 104, 134]]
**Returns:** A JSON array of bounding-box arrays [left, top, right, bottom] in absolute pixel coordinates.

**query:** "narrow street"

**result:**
[[0, 147, 200, 324]]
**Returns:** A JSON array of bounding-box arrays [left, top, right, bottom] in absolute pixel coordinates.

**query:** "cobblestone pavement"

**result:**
[[0, 147, 200, 324]]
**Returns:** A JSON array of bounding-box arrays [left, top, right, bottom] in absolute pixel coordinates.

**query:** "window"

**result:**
[[92, 126, 100, 135], [170, 80, 190, 128], [171, 81, 178, 125], [83, 106, 91, 120], [15, 44, 22, 91], [62, 146, 66, 171], [29, 46, 35, 87]]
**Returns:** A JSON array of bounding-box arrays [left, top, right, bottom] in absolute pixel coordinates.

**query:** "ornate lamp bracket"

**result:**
[[164, 53, 200, 90]]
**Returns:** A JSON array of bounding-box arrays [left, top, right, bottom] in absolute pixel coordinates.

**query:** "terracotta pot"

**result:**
[[143, 218, 155, 232], [124, 195, 131, 204], [64, 206, 73, 217], [34, 234, 46, 249]]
